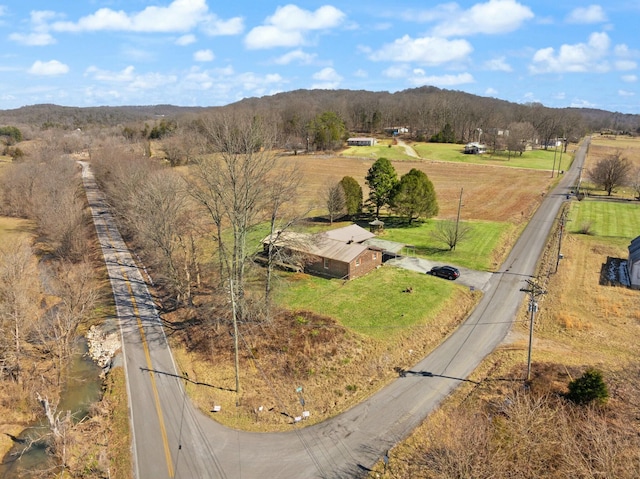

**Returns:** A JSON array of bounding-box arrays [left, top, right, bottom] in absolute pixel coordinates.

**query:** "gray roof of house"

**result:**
[[629, 235, 640, 263], [262, 229, 374, 263], [324, 224, 375, 244]]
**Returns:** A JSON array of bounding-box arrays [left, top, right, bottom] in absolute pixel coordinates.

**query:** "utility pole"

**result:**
[[551, 139, 558, 178], [520, 278, 546, 381], [555, 207, 569, 273], [557, 137, 565, 175], [454, 187, 463, 251]]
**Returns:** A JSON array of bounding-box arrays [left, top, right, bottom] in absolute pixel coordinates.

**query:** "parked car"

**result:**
[[427, 265, 460, 280]]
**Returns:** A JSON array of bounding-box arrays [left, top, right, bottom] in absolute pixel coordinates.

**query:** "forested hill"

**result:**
[[1, 87, 638, 135]]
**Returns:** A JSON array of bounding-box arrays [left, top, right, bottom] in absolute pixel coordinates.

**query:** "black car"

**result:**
[[427, 265, 460, 280]]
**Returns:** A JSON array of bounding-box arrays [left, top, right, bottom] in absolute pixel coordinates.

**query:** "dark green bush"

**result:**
[[566, 368, 609, 405]]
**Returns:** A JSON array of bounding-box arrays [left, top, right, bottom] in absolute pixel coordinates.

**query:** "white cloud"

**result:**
[[273, 49, 317, 65], [529, 32, 611, 73], [408, 72, 474, 87], [28, 60, 69, 75], [200, 15, 244, 36], [566, 5, 607, 24], [245, 5, 345, 49], [369, 35, 472, 65], [52, 0, 209, 33], [9, 10, 60, 45], [622, 74, 637, 83], [431, 0, 534, 37], [485, 87, 498, 96], [313, 67, 342, 82], [194, 49, 215, 62], [615, 60, 637, 71], [484, 56, 512, 72], [311, 67, 343, 89], [383, 64, 411, 79], [85, 65, 136, 82], [9, 32, 55, 46], [570, 99, 597, 108], [85, 65, 177, 91], [618, 90, 635, 97], [176, 34, 196, 46]]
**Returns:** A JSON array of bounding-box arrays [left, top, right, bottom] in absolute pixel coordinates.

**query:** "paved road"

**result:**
[[80, 138, 588, 478]]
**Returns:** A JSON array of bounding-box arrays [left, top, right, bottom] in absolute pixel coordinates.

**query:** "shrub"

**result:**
[[566, 368, 609, 405], [578, 221, 593, 235]]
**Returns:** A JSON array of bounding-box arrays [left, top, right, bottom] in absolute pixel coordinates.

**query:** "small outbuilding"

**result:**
[[627, 236, 640, 289], [347, 137, 377, 147]]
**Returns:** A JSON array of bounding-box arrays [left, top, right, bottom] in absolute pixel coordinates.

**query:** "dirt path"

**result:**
[[396, 138, 420, 158]]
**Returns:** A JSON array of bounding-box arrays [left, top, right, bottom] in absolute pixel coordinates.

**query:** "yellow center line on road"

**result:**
[[122, 268, 175, 478], [97, 214, 175, 478]]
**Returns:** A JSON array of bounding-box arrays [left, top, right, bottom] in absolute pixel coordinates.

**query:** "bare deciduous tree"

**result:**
[[191, 111, 279, 319], [588, 151, 632, 195], [38, 261, 99, 384], [431, 219, 472, 251], [324, 180, 346, 224], [0, 238, 39, 382]]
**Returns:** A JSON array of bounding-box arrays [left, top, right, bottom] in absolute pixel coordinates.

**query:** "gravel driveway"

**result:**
[[386, 255, 494, 292]]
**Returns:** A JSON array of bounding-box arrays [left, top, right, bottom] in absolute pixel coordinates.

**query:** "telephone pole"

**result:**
[[454, 187, 463, 251], [555, 206, 569, 273], [520, 278, 546, 381]]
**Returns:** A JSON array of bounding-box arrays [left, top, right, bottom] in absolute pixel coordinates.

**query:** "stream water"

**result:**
[[0, 339, 104, 478]]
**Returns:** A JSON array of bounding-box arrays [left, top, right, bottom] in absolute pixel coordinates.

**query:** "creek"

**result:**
[[0, 339, 104, 478]]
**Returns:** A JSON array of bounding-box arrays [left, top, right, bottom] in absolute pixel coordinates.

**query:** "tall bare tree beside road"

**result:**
[[191, 112, 279, 320]]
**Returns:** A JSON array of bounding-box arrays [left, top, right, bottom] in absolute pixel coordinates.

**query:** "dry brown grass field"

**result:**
[[282, 154, 551, 223]]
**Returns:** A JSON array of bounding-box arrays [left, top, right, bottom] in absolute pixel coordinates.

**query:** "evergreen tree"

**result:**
[[566, 368, 609, 405], [365, 158, 398, 217], [390, 168, 438, 223], [340, 176, 363, 218]]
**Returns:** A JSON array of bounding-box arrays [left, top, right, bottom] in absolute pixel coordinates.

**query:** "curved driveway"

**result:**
[[81, 138, 588, 479]]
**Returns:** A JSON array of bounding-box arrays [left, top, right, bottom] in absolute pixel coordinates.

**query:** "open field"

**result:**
[[410, 141, 572, 170], [283, 154, 551, 223], [580, 135, 640, 198], [568, 199, 640, 237], [342, 140, 574, 171], [379, 219, 514, 271]]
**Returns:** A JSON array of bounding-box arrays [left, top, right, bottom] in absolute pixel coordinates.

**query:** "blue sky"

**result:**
[[1, 0, 638, 113]]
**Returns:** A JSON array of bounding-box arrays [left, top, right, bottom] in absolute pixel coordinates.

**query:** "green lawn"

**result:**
[[379, 219, 513, 271], [342, 143, 415, 161], [273, 266, 459, 339], [411, 142, 572, 170], [568, 199, 640, 238]]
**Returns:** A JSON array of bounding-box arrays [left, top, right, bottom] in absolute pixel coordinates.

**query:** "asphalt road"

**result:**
[[80, 137, 588, 479]]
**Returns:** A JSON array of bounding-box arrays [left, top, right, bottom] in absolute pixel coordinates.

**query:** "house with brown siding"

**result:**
[[262, 225, 383, 280]]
